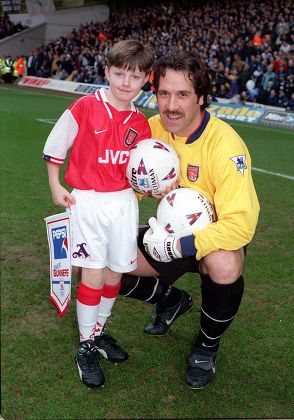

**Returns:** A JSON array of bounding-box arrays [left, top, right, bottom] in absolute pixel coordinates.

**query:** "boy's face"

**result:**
[[157, 69, 203, 137], [105, 66, 148, 109]]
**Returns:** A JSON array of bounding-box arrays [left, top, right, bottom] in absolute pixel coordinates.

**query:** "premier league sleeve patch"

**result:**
[[45, 212, 72, 317], [230, 155, 247, 176]]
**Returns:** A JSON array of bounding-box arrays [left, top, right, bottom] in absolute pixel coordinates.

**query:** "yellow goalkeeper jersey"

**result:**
[[149, 111, 260, 260]]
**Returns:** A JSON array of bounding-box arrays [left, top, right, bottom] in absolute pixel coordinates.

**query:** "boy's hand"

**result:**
[[51, 184, 76, 208]]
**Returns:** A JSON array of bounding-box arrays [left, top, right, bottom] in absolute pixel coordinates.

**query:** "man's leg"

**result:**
[[186, 248, 245, 389], [120, 227, 198, 335], [120, 249, 184, 306]]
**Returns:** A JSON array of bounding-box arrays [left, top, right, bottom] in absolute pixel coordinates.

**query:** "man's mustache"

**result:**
[[163, 111, 184, 118]]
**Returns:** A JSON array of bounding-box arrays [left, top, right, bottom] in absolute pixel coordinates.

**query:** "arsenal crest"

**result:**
[[187, 164, 199, 182], [125, 128, 138, 146]]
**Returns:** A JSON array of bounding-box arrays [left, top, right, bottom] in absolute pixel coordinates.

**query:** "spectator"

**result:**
[[15, 55, 25, 77], [27, 50, 38, 76], [57, 54, 74, 79], [277, 89, 289, 108], [239, 62, 252, 91], [267, 89, 278, 107], [286, 92, 294, 111], [232, 53, 244, 75], [261, 64, 277, 90], [226, 69, 240, 103]]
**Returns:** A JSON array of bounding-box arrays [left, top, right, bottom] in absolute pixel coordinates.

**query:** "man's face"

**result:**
[[157, 69, 203, 137]]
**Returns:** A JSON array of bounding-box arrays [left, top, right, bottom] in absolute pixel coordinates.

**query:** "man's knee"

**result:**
[[200, 249, 245, 284]]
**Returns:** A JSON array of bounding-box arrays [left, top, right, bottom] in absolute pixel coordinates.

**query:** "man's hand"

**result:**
[[143, 217, 182, 262]]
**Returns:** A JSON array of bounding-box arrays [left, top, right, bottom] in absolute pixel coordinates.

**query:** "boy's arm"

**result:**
[[47, 163, 76, 208]]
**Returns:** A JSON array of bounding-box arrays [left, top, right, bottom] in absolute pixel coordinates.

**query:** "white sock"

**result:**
[[95, 296, 116, 336], [77, 300, 100, 342]]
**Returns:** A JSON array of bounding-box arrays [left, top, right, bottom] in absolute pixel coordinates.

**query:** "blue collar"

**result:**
[[185, 110, 210, 144]]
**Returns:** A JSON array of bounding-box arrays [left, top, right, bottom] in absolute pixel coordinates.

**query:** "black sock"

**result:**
[[120, 274, 168, 304], [120, 274, 183, 308], [194, 275, 244, 352], [157, 284, 183, 310]]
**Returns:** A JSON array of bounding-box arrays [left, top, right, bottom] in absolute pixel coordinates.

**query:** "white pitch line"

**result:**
[[229, 121, 293, 135], [37, 118, 56, 124], [252, 167, 294, 180]]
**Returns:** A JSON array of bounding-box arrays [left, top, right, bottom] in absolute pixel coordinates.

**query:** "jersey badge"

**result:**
[[125, 128, 138, 146], [187, 164, 199, 182], [230, 155, 247, 176]]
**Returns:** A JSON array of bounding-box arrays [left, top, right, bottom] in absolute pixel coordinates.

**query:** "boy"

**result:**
[[43, 39, 154, 387]]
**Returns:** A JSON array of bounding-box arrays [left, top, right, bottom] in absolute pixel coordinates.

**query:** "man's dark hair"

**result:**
[[153, 50, 211, 110]]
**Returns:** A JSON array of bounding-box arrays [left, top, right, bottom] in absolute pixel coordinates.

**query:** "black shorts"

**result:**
[[138, 227, 200, 285]]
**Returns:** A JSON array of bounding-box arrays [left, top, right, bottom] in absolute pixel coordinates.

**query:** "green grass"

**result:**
[[1, 86, 294, 419]]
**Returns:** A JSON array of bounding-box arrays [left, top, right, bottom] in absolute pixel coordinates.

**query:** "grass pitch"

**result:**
[[1, 86, 294, 419]]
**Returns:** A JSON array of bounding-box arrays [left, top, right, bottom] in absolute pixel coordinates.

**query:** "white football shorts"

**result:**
[[70, 188, 139, 272]]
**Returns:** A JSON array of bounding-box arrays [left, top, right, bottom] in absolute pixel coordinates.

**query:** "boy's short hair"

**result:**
[[107, 39, 154, 74]]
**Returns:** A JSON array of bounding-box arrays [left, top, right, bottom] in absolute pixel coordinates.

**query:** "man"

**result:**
[[120, 50, 260, 389]]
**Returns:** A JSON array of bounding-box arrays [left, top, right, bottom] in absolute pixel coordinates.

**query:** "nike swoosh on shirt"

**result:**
[[94, 129, 108, 134], [166, 304, 181, 325]]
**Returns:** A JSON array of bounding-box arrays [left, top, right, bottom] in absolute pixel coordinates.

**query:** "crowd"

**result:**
[[0, 11, 26, 39], [1, 0, 293, 109]]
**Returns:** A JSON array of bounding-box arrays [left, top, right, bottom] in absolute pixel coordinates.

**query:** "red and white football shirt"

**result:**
[[43, 88, 151, 192]]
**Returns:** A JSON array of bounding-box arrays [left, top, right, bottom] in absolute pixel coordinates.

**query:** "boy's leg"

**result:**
[[76, 268, 105, 387], [94, 269, 128, 362]]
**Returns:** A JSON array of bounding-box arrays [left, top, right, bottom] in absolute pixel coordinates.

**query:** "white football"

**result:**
[[157, 188, 216, 237], [126, 139, 180, 196]]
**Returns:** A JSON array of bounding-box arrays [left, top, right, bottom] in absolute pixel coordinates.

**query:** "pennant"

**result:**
[[44, 212, 72, 317]]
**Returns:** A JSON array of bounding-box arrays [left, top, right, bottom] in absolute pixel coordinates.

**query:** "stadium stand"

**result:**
[[0, 11, 27, 39], [1, 0, 293, 109]]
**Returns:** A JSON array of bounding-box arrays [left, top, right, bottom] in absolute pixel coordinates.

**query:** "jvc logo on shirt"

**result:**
[[52, 226, 68, 259], [98, 149, 130, 164]]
